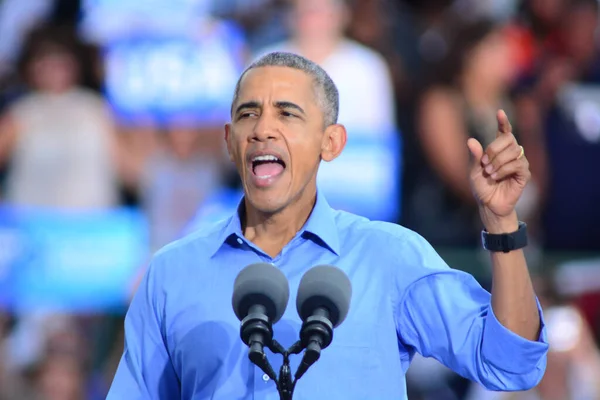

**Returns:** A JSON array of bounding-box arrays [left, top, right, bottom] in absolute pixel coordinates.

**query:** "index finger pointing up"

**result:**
[[497, 109, 512, 137]]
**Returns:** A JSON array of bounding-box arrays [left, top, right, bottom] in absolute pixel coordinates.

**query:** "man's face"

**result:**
[[226, 66, 344, 214]]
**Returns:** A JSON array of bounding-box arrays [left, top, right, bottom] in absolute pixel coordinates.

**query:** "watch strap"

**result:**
[[481, 221, 528, 253]]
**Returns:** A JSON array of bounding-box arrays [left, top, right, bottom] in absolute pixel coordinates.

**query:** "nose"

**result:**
[[251, 113, 279, 142]]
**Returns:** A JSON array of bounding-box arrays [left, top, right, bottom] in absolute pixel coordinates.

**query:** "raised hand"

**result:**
[[467, 110, 530, 231]]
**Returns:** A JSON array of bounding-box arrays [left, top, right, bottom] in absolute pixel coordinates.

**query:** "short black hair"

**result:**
[[231, 51, 340, 127]]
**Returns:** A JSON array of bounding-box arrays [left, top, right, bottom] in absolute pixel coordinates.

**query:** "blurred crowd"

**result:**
[[0, 0, 600, 399]]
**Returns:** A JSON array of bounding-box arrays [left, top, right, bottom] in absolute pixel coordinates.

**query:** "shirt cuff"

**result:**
[[481, 297, 549, 374]]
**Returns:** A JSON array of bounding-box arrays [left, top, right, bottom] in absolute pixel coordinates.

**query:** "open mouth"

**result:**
[[251, 154, 286, 179]]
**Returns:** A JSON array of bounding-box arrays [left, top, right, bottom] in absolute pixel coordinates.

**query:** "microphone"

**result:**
[[294, 265, 352, 380], [232, 263, 290, 381]]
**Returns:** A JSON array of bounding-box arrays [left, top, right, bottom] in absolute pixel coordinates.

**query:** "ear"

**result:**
[[224, 123, 235, 163], [320, 124, 347, 162]]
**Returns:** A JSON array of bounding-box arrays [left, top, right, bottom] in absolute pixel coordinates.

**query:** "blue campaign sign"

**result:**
[[79, 0, 215, 42], [317, 130, 402, 222], [0, 206, 148, 313], [102, 21, 245, 126]]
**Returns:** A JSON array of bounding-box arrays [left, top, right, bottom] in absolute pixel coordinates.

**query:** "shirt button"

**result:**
[[262, 374, 270, 382], [236, 238, 243, 245]]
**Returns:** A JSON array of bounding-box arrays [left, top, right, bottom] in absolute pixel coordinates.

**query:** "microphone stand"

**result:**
[[268, 340, 304, 400], [245, 315, 332, 399]]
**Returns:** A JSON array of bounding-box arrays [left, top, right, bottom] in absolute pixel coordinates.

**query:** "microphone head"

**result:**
[[296, 265, 352, 328], [232, 263, 290, 323]]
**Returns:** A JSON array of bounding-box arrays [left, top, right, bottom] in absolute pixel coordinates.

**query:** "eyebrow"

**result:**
[[275, 101, 305, 115], [235, 101, 260, 116], [234, 100, 306, 116]]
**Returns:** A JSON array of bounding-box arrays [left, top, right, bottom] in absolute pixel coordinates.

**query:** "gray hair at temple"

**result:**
[[231, 52, 340, 127]]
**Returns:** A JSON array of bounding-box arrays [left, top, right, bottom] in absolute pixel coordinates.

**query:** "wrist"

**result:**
[[480, 209, 519, 234]]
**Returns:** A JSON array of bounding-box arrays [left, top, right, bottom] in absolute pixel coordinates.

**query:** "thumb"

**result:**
[[467, 138, 484, 167]]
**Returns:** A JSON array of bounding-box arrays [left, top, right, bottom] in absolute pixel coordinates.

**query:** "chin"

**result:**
[[244, 188, 289, 215]]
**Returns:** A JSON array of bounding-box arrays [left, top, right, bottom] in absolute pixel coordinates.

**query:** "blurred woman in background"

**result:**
[[406, 18, 529, 248], [0, 24, 135, 400], [514, 0, 600, 252], [0, 24, 133, 210], [255, 0, 396, 136]]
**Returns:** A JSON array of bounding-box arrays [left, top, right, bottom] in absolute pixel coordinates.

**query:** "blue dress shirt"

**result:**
[[107, 192, 549, 400]]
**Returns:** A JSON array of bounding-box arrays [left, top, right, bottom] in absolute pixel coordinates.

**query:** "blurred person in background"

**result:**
[[0, 23, 136, 400], [513, 0, 600, 252], [23, 318, 88, 400], [31, 354, 86, 400], [0, 0, 55, 112], [140, 125, 226, 252], [132, 15, 247, 252], [506, 0, 568, 222], [0, 312, 12, 400], [256, 0, 396, 135], [348, 0, 455, 108], [466, 277, 600, 400], [506, 0, 568, 78], [0, 24, 134, 209], [406, 18, 527, 248], [210, 0, 289, 53], [1, 314, 89, 400]]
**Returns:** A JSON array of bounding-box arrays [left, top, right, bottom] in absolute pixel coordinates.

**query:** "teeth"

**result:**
[[252, 155, 279, 162]]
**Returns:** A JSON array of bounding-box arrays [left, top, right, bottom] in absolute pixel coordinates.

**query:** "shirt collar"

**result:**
[[208, 189, 340, 257]]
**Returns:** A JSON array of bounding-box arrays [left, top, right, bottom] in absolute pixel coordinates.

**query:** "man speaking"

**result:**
[[107, 52, 548, 399]]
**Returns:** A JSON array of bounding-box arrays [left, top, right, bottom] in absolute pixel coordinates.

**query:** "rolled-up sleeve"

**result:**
[[107, 255, 180, 399], [396, 271, 548, 391], [481, 295, 548, 376], [392, 231, 548, 391]]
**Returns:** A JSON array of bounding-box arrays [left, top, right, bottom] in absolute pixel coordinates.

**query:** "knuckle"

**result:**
[[497, 150, 512, 165]]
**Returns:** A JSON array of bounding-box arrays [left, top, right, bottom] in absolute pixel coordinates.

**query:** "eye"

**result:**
[[281, 111, 296, 118], [239, 112, 257, 119]]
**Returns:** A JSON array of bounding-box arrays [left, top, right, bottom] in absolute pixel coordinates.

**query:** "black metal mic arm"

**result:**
[[268, 340, 295, 400]]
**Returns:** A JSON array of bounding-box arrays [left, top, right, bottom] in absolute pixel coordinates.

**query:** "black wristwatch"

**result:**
[[481, 221, 528, 253]]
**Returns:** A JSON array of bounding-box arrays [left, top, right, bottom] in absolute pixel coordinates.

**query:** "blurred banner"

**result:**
[[0, 206, 148, 313], [318, 130, 402, 223], [102, 25, 245, 126], [80, 0, 214, 41], [80, 0, 245, 127]]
